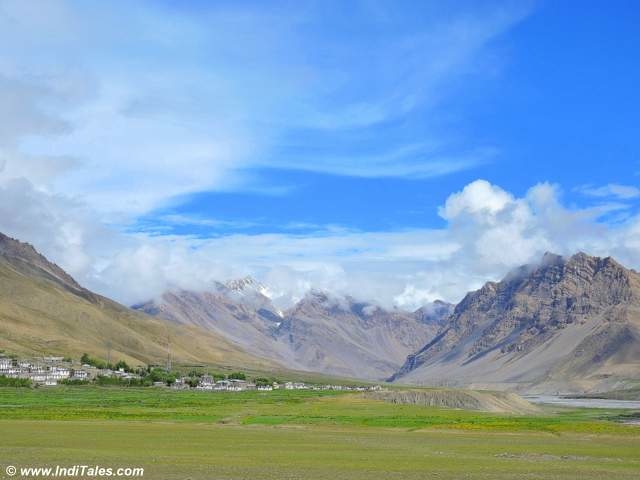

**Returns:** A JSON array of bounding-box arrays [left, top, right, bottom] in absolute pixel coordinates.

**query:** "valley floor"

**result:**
[[0, 387, 639, 480]]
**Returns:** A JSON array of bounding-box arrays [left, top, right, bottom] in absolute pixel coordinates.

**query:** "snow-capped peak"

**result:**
[[223, 276, 277, 301]]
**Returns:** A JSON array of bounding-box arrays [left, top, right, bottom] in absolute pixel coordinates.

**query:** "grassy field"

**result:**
[[1, 386, 639, 479]]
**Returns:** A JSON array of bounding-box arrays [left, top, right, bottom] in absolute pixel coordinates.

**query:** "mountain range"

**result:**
[[134, 281, 452, 380], [0, 232, 275, 370], [1, 229, 639, 393]]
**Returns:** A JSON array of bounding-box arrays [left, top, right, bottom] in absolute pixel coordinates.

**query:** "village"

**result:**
[[0, 354, 131, 386], [188, 376, 383, 393], [0, 354, 384, 393]]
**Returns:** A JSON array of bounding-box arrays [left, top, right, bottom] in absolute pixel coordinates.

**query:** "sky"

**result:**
[[1, 0, 639, 309]]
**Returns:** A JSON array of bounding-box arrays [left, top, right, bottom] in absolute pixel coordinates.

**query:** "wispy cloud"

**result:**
[[0, 0, 532, 220], [7, 1, 606, 311], [577, 183, 640, 200]]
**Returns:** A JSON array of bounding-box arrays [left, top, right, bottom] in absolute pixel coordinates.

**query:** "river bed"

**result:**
[[524, 395, 640, 409]]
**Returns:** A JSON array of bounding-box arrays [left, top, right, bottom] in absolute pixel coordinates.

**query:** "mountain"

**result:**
[[133, 277, 292, 365], [273, 291, 453, 379], [0, 232, 90, 298], [413, 299, 455, 329], [392, 252, 640, 393], [137, 284, 453, 380], [0, 232, 276, 369]]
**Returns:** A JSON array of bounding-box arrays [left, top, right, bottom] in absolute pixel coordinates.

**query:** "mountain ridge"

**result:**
[[5, 227, 639, 392], [0, 231, 276, 370], [135, 285, 454, 380], [391, 251, 640, 393]]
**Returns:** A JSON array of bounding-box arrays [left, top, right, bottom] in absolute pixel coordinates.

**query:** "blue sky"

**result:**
[[1, 0, 639, 307], [128, 0, 640, 237]]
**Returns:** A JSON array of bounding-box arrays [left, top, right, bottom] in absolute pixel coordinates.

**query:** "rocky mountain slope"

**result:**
[[1, 232, 88, 296], [392, 252, 640, 393], [136, 284, 453, 380], [273, 291, 451, 379], [0, 232, 276, 370], [133, 278, 292, 365]]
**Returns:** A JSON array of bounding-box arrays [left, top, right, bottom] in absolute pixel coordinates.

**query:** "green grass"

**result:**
[[0, 386, 635, 433], [0, 386, 639, 479]]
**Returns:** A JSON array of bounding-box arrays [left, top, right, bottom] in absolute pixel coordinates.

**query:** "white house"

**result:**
[[285, 382, 308, 390], [30, 365, 46, 375], [172, 378, 190, 390], [31, 373, 47, 383], [4, 367, 20, 378], [228, 379, 248, 392], [72, 370, 89, 380], [0, 357, 12, 370], [48, 366, 70, 380], [213, 380, 230, 391]]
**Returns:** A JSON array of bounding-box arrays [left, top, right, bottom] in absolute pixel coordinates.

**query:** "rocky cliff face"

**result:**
[[137, 285, 453, 380], [392, 252, 640, 393]]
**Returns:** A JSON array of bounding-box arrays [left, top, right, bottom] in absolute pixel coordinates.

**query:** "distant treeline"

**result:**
[[81, 353, 133, 372]]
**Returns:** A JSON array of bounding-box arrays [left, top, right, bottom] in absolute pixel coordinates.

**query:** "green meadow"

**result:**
[[1, 387, 639, 479]]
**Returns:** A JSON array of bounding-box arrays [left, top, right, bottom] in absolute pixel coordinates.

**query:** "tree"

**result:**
[[187, 377, 200, 388], [114, 360, 131, 372], [165, 373, 176, 386], [228, 372, 246, 380], [254, 377, 271, 387], [0, 375, 31, 387]]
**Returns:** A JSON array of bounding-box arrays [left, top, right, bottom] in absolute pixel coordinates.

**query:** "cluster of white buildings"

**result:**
[[0, 356, 90, 386], [0, 356, 143, 386], [304, 383, 382, 392], [190, 377, 263, 392], [185, 376, 383, 393], [1, 355, 385, 392], [108, 367, 141, 381]]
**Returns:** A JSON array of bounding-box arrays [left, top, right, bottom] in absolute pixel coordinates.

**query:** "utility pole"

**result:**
[[166, 334, 171, 372], [106, 340, 112, 367]]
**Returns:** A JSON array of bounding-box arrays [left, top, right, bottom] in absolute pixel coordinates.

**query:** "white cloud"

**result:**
[[0, 1, 531, 219], [439, 179, 513, 221], [577, 183, 640, 200], [6, 2, 640, 312], [2, 176, 640, 311]]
